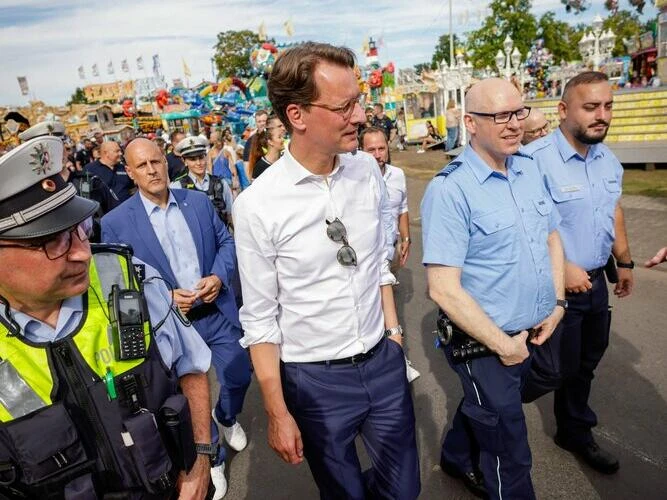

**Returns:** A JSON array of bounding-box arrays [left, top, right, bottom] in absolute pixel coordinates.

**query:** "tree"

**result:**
[[603, 9, 644, 56], [212, 30, 260, 79], [431, 34, 462, 68], [413, 62, 432, 74], [538, 11, 580, 64], [66, 87, 88, 106], [466, 0, 538, 70]]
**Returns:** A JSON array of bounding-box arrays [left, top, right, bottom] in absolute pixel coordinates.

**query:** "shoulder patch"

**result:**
[[435, 161, 462, 178]]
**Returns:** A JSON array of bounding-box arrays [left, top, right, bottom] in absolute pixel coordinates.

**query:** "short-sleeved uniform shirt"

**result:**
[[421, 145, 561, 332], [522, 128, 623, 271]]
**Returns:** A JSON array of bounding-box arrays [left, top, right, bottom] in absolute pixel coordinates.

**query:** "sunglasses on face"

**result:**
[[326, 218, 357, 267]]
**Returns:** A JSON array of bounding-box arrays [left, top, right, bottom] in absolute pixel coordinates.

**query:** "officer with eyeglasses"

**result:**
[[233, 42, 420, 499], [421, 78, 565, 499], [520, 108, 550, 145], [0, 137, 213, 499]]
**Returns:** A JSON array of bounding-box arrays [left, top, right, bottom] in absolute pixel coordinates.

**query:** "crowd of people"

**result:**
[[0, 40, 665, 500]]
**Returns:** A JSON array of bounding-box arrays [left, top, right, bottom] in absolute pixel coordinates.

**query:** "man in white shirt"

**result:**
[[360, 126, 411, 270], [233, 42, 420, 499]]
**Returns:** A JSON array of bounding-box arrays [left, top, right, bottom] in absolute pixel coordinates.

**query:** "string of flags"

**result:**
[[77, 55, 162, 81]]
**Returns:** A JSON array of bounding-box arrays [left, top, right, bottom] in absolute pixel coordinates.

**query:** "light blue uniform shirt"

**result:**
[[3, 260, 211, 377], [522, 128, 622, 271], [421, 145, 561, 332], [140, 190, 201, 291]]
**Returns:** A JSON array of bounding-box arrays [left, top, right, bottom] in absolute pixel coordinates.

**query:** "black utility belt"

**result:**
[[435, 311, 534, 364]]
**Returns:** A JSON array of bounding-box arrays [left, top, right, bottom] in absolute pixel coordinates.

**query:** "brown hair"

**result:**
[[562, 71, 609, 101], [359, 126, 387, 149], [248, 114, 282, 171], [268, 42, 356, 133]]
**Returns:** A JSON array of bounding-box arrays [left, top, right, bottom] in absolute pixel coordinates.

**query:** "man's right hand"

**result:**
[[267, 411, 304, 465], [172, 288, 197, 315], [498, 331, 530, 366], [565, 262, 591, 294]]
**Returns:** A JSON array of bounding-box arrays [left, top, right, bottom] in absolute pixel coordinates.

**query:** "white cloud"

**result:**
[[0, 0, 658, 105]]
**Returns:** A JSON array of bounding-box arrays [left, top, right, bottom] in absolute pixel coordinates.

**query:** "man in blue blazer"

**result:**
[[101, 138, 251, 499]]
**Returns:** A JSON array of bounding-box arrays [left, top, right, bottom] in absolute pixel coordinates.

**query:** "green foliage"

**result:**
[[466, 0, 538, 69], [431, 34, 462, 68], [603, 9, 644, 57], [212, 30, 260, 79], [538, 11, 580, 64], [66, 87, 88, 106], [413, 62, 432, 74]]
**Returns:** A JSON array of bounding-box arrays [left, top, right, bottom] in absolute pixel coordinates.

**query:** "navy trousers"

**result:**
[[192, 309, 252, 425], [281, 338, 421, 500], [442, 349, 536, 500], [554, 273, 610, 446]]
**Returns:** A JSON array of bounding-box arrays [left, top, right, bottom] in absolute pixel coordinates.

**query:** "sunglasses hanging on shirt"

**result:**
[[325, 218, 357, 267]]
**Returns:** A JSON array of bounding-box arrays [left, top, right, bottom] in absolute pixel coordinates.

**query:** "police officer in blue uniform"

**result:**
[[170, 136, 234, 228], [522, 71, 633, 474], [422, 78, 566, 499], [0, 136, 213, 498]]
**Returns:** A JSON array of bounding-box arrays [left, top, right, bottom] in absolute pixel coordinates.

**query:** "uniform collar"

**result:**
[[283, 146, 345, 185], [9, 295, 83, 341], [462, 145, 523, 184], [554, 126, 604, 162]]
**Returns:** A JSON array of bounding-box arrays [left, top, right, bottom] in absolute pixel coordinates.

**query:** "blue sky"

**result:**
[[0, 0, 659, 106]]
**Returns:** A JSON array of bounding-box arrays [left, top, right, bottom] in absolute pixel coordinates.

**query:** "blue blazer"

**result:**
[[101, 189, 240, 329]]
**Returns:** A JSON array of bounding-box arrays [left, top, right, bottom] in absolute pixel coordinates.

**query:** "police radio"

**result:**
[[110, 284, 147, 360]]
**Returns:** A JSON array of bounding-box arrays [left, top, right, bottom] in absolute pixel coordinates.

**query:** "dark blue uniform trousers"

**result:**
[[281, 338, 421, 500], [554, 273, 610, 446], [442, 349, 536, 500], [192, 310, 251, 426]]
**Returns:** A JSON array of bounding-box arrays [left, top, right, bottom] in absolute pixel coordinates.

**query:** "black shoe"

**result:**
[[554, 435, 620, 474], [440, 458, 488, 499]]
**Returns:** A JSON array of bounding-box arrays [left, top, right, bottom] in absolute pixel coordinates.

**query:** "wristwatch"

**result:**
[[556, 299, 568, 310], [384, 325, 404, 338], [195, 443, 219, 466], [616, 260, 635, 269]]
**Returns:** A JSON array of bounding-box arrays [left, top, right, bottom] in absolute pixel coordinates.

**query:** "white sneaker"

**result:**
[[417, 149, 425, 154], [222, 422, 248, 452], [405, 357, 421, 383], [210, 462, 227, 499]]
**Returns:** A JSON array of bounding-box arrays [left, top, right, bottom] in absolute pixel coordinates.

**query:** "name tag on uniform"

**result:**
[[560, 184, 583, 193]]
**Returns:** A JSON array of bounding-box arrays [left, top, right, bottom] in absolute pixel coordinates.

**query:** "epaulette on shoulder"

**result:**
[[514, 149, 533, 160], [521, 136, 551, 156], [435, 160, 462, 178]]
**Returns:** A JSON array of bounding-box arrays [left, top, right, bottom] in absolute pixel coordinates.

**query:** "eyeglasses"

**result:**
[[524, 122, 550, 136], [0, 217, 93, 260], [326, 218, 357, 267], [467, 107, 531, 124], [308, 93, 366, 121]]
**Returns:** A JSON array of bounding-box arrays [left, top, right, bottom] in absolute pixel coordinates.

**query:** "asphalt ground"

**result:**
[[213, 149, 667, 499]]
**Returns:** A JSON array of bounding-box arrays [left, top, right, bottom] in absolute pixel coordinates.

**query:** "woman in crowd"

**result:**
[[417, 120, 442, 153], [248, 114, 286, 180]]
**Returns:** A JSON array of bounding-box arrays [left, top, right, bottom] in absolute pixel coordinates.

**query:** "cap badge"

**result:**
[[41, 179, 57, 192], [189, 139, 195, 146], [29, 143, 52, 175]]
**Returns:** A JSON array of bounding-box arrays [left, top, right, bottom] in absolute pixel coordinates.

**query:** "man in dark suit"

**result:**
[[101, 138, 251, 499]]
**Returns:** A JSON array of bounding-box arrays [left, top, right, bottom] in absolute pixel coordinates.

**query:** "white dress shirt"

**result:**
[[233, 148, 396, 362], [382, 164, 408, 255]]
